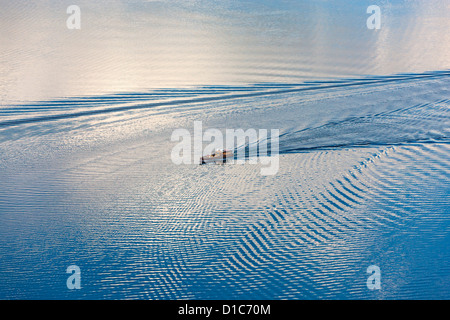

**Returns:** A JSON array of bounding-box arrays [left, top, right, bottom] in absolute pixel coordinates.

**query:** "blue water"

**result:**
[[0, 1, 449, 299]]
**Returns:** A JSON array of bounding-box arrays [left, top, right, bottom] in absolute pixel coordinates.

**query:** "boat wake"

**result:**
[[277, 98, 450, 153], [1, 70, 449, 156], [1, 70, 449, 129]]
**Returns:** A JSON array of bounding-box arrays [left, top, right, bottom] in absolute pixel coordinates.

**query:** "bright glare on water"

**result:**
[[0, 0, 449, 299]]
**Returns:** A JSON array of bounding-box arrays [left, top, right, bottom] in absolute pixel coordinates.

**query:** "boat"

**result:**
[[200, 149, 233, 164]]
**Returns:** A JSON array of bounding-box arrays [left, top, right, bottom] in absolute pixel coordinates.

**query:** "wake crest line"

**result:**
[[231, 138, 450, 160], [1, 70, 449, 128], [279, 138, 450, 154]]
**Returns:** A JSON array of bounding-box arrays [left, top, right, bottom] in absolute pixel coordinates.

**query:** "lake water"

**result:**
[[0, 0, 449, 299]]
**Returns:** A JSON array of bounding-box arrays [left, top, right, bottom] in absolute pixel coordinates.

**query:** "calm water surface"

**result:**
[[0, 0, 449, 299]]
